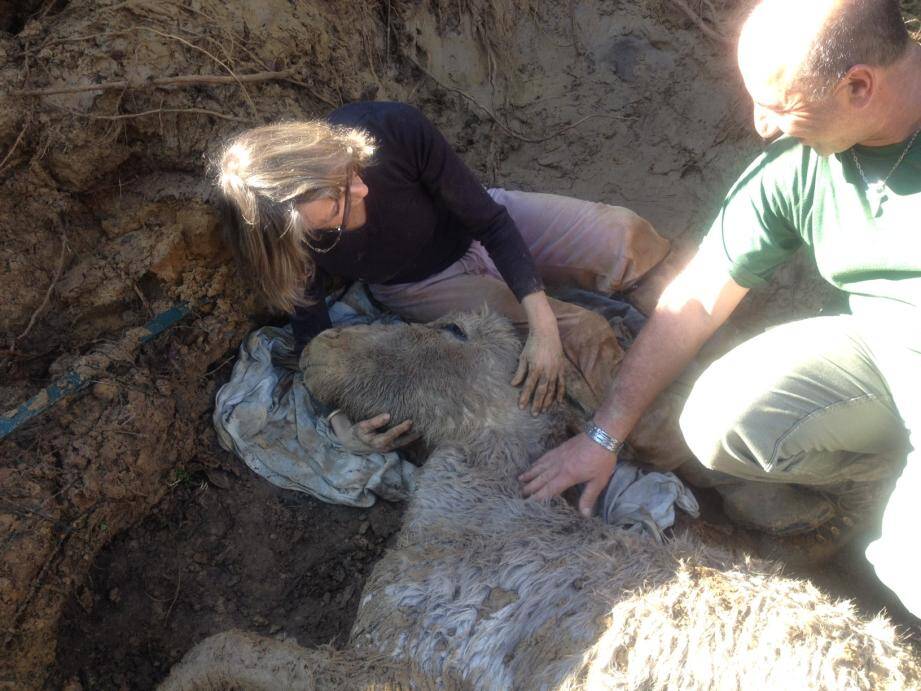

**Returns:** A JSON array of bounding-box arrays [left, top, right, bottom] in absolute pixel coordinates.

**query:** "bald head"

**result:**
[[739, 0, 910, 100]]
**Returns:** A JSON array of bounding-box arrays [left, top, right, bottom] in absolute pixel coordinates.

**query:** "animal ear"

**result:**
[[439, 322, 468, 341]]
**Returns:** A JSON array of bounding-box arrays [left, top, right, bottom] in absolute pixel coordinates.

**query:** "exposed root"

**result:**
[[138, 26, 259, 117], [170, 3, 340, 108], [411, 59, 632, 144], [0, 122, 30, 174], [671, 0, 731, 45], [15, 69, 294, 97], [2, 512, 88, 650], [56, 105, 254, 123], [8, 229, 69, 354]]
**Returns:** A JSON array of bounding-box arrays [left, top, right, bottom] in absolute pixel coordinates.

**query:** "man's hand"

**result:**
[[329, 411, 420, 455], [512, 327, 566, 415], [519, 433, 617, 517]]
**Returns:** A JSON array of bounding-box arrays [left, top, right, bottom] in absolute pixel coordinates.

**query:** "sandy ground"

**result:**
[[0, 0, 919, 688]]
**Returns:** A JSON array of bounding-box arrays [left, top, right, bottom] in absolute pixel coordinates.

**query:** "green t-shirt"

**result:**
[[701, 133, 921, 344]]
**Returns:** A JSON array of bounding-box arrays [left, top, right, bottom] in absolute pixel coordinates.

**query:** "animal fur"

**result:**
[[161, 311, 920, 690]]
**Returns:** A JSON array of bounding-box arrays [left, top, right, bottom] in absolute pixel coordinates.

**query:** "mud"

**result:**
[[51, 454, 402, 690], [0, 0, 919, 689]]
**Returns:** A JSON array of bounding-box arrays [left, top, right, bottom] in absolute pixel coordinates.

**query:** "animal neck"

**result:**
[[450, 406, 567, 473]]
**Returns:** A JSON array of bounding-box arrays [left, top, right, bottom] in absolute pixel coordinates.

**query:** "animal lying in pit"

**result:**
[[161, 311, 920, 690]]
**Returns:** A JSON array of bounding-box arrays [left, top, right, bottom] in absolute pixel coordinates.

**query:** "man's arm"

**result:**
[[519, 247, 750, 515]]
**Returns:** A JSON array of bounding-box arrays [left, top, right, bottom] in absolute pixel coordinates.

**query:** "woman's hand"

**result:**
[[329, 411, 420, 455], [513, 292, 566, 415], [512, 324, 566, 415]]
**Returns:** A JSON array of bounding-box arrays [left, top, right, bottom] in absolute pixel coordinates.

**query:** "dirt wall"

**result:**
[[0, 2, 395, 685]]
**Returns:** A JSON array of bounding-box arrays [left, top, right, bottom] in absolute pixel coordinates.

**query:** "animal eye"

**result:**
[[440, 323, 467, 341]]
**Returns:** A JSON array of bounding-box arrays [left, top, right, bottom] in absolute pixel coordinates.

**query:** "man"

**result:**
[[522, 0, 921, 618]]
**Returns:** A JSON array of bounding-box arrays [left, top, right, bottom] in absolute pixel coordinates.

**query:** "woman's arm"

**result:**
[[391, 103, 544, 302], [390, 104, 565, 412]]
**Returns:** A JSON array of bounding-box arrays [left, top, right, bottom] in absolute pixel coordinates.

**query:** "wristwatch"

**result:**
[[584, 419, 624, 454]]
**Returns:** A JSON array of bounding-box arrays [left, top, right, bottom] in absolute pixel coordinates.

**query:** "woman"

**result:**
[[218, 101, 669, 451]]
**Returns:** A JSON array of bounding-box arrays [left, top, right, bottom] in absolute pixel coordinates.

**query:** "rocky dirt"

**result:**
[[0, 0, 919, 689]]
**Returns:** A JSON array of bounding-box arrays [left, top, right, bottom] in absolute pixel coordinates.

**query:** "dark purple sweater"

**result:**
[[291, 101, 542, 348]]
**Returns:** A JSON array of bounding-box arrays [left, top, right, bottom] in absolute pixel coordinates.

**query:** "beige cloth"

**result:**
[[369, 188, 670, 409]]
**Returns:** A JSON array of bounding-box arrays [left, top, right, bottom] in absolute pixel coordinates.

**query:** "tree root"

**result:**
[[58, 106, 254, 123], [15, 69, 294, 98], [9, 229, 68, 354], [671, 0, 730, 45], [410, 58, 632, 144], [0, 121, 30, 173]]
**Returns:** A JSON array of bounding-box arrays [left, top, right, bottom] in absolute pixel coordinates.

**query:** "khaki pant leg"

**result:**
[[868, 442, 921, 617], [862, 335, 921, 618], [680, 316, 907, 486], [369, 272, 622, 411], [487, 188, 670, 293]]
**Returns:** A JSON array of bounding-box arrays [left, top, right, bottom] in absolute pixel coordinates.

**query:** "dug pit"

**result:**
[[1, 1, 919, 688]]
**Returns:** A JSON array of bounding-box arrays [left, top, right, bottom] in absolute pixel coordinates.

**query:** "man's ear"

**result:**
[[843, 65, 874, 108]]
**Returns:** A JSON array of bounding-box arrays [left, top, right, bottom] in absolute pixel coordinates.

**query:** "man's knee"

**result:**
[[679, 318, 901, 484], [678, 349, 780, 482], [679, 359, 739, 473]]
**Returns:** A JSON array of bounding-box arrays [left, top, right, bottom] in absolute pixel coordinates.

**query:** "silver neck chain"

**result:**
[[850, 128, 920, 190]]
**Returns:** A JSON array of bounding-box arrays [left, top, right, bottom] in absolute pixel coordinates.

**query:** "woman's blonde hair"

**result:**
[[217, 121, 375, 313]]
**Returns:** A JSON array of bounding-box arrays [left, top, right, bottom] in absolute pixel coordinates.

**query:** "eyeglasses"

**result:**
[[301, 166, 353, 254]]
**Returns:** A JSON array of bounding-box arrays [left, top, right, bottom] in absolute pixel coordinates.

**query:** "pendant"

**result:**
[[867, 181, 888, 218]]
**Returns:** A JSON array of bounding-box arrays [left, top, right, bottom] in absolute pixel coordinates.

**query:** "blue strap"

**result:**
[[0, 303, 191, 441]]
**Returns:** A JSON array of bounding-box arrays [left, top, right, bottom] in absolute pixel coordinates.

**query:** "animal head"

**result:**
[[301, 310, 566, 462]]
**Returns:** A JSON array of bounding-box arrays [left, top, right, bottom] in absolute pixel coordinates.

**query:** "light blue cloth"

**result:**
[[601, 462, 699, 542], [213, 304, 416, 507]]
